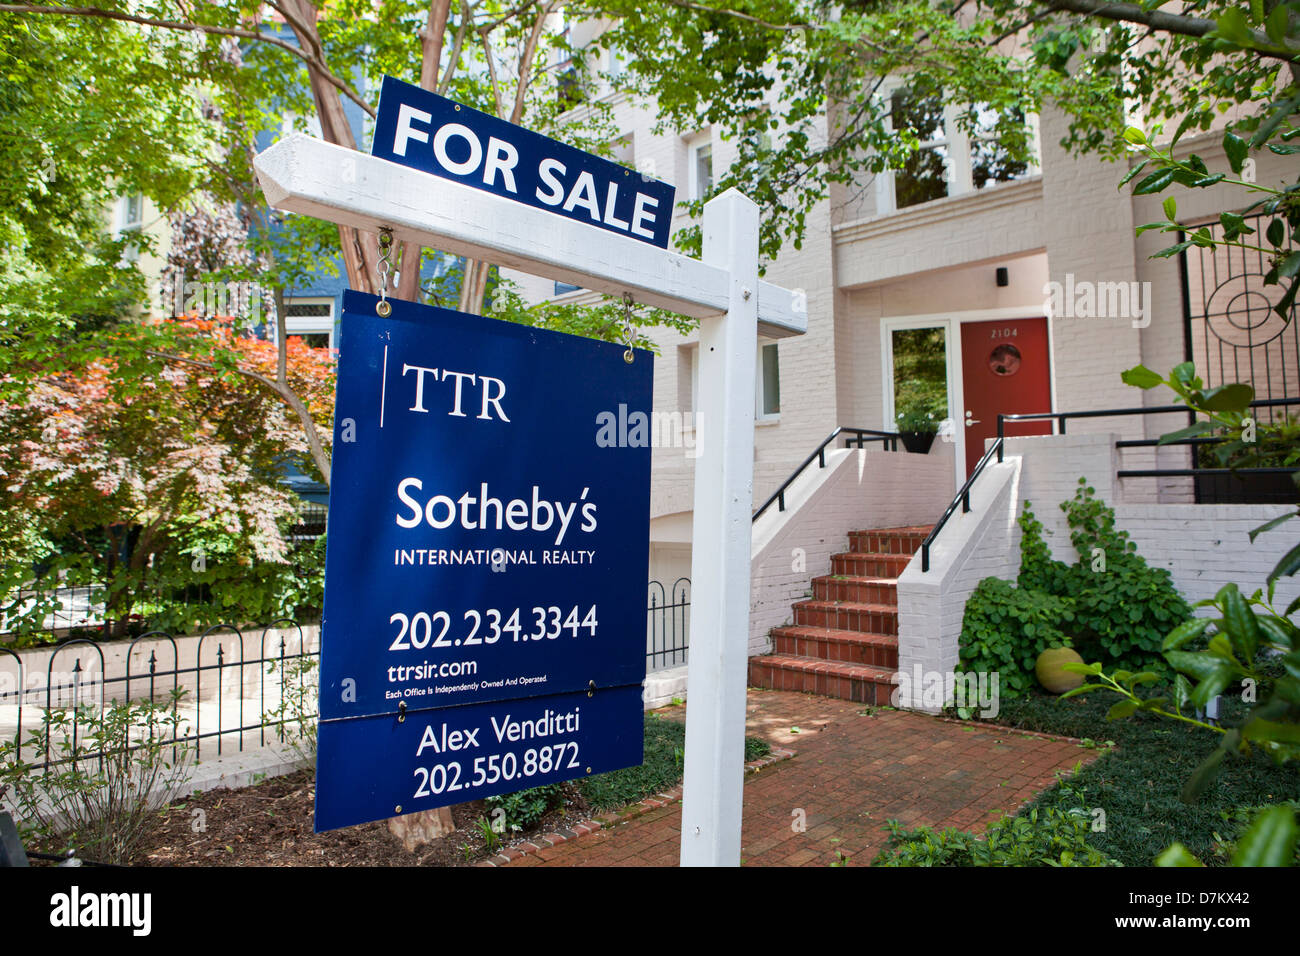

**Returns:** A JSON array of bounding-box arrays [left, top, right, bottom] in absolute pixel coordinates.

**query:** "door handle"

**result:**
[[965, 415, 981, 427]]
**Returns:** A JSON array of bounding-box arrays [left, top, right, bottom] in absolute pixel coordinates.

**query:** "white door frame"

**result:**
[[880, 306, 1057, 489]]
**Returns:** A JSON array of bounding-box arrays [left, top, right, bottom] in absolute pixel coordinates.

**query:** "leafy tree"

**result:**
[[0, 318, 333, 639], [590, 0, 1295, 263]]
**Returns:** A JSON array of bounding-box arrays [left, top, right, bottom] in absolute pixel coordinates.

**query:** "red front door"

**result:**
[[959, 317, 1053, 475]]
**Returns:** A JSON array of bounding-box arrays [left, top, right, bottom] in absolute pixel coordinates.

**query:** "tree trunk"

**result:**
[[388, 807, 456, 850]]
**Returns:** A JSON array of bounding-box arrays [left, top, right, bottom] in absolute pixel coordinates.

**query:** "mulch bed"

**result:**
[[122, 770, 598, 867]]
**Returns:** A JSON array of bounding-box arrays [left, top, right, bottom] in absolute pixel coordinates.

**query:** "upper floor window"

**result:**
[[689, 136, 713, 202], [117, 192, 144, 263], [881, 86, 1036, 214]]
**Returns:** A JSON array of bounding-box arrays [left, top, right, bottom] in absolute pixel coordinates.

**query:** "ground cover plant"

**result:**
[[995, 690, 1297, 866]]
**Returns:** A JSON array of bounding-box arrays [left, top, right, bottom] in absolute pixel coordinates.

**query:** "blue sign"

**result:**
[[371, 75, 675, 249], [314, 291, 652, 831]]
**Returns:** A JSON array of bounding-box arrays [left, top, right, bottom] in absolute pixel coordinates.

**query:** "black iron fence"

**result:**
[[647, 578, 690, 671], [0, 619, 315, 773], [2, 578, 694, 774]]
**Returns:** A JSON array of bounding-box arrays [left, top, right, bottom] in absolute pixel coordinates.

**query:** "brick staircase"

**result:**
[[747, 526, 931, 704]]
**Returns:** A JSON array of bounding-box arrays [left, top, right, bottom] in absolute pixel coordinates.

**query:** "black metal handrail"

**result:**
[[920, 396, 1300, 573], [995, 397, 1300, 457], [919, 436, 1004, 573], [752, 426, 904, 523]]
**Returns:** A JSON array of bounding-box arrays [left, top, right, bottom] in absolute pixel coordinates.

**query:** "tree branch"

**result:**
[[145, 349, 332, 486], [0, 3, 377, 117], [1038, 0, 1300, 60]]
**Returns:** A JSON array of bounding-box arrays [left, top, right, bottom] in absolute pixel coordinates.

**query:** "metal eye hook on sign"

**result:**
[[621, 291, 636, 364], [376, 227, 394, 317]]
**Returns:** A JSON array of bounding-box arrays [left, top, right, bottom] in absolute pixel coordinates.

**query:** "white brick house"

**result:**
[[502, 44, 1298, 699]]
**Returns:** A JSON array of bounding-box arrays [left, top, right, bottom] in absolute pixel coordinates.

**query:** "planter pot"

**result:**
[[899, 431, 937, 454], [1035, 646, 1084, 694]]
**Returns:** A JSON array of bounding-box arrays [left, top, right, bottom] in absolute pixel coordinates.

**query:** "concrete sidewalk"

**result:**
[[502, 688, 1094, 867]]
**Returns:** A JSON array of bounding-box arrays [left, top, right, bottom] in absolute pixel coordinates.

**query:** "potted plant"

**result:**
[[894, 408, 941, 454]]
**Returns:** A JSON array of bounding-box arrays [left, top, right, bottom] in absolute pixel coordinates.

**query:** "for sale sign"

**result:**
[[314, 290, 651, 831]]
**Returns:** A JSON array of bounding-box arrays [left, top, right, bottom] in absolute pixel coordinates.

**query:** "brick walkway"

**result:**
[[507, 688, 1094, 867]]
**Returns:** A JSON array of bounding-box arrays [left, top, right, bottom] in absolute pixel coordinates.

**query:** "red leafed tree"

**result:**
[[0, 317, 335, 637]]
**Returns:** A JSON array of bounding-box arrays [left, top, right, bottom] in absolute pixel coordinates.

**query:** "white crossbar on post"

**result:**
[[254, 134, 806, 338]]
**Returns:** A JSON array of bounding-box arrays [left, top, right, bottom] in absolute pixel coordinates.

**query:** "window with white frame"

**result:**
[[688, 135, 713, 202], [880, 84, 1037, 214], [684, 340, 780, 421], [282, 297, 336, 350], [117, 192, 144, 263], [758, 342, 781, 419]]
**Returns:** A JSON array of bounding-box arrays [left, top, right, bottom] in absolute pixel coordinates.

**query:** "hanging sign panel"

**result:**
[[314, 290, 652, 831], [370, 75, 675, 249]]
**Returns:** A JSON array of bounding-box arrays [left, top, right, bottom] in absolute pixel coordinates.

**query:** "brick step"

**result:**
[[812, 575, 897, 606], [831, 552, 913, 578], [847, 526, 932, 556], [748, 654, 896, 705], [770, 625, 898, 669], [792, 599, 898, 635]]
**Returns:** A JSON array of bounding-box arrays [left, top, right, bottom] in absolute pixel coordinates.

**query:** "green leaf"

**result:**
[[1268, 143, 1300, 155], [1249, 510, 1296, 541], [1212, 8, 1253, 45], [1152, 241, 1195, 259], [1172, 673, 1193, 710], [1121, 365, 1164, 390], [1251, 92, 1300, 149], [1181, 746, 1227, 802], [1132, 168, 1176, 195], [1155, 843, 1204, 867], [1107, 699, 1140, 720], [1267, 540, 1300, 582], [1222, 585, 1262, 660], [1163, 617, 1211, 651], [1222, 131, 1248, 173], [1190, 173, 1226, 187], [1200, 383, 1255, 412], [1061, 661, 1104, 675], [1122, 127, 1147, 146], [1230, 805, 1297, 867], [1265, 2, 1289, 41], [1162, 196, 1177, 221], [1117, 159, 1149, 189], [1240, 718, 1300, 745], [1156, 421, 1215, 445], [1274, 251, 1300, 281]]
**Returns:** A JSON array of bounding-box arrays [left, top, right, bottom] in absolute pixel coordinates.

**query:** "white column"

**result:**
[[679, 190, 759, 867]]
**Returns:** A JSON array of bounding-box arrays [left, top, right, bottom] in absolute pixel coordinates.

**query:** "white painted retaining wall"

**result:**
[[895, 432, 1300, 711], [749, 443, 955, 655], [896, 458, 1022, 690]]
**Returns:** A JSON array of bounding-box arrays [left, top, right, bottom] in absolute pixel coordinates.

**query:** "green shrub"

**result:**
[[484, 783, 564, 833], [0, 693, 193, 863], [959, 577, 1074, 697], [960, 482, 1191, 698], [874, 803, 1121, 867], [1020, 482, 1190, 670]]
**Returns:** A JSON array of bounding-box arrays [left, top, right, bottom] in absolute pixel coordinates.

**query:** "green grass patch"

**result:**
[[992, 690, 1298, 866]]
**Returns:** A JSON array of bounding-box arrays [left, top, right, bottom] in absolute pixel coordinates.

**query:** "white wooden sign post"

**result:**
[[254, 133, 806, 866]]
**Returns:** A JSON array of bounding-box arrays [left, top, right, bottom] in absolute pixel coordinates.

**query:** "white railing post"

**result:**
[[679, 190, 759, 867]]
